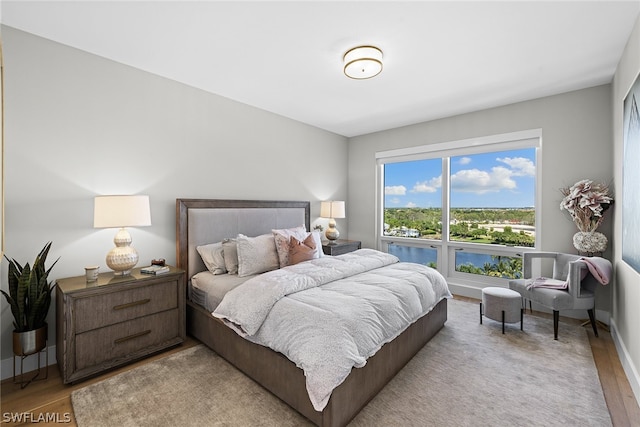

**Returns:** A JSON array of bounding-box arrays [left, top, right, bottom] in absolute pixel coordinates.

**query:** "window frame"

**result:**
[[376, 129, 542, 292]]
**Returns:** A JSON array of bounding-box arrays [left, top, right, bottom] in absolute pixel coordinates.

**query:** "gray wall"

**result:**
[[0, 27, 348, 362], [612, 14, 640, 403]]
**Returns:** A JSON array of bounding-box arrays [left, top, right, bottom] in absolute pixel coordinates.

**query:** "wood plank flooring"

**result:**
[[2, 303, 639, 426]]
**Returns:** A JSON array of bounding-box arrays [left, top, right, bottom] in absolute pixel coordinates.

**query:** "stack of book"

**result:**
[[140, 265, 170, 275]]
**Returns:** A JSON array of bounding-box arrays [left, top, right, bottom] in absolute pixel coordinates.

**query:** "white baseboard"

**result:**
[[610, 319, 640, 407], [447, 283, 482, 299], [1, 345, 57, 381]]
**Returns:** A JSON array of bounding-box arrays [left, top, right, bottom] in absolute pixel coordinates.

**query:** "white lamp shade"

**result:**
[[94, 195, 151, 228], [320, 201, 346, 219], [343, 46, 383, 79]]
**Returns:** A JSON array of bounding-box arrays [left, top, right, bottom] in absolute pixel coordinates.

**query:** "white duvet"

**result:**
[[213, 249, 451, 411]]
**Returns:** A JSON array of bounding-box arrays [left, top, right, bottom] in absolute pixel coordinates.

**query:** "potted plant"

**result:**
[[560, 179, 614, 255], [1, 242, 59, 356]]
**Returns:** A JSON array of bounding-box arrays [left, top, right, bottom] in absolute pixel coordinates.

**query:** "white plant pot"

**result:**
[[573, 231, 607, 256]]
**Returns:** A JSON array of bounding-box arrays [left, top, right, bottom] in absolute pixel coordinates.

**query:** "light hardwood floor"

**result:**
[[2, 302, 639, 426]]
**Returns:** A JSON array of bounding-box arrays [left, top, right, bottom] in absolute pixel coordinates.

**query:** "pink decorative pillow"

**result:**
[[288, 234, 317, 265], [272, 226, 308, 267]]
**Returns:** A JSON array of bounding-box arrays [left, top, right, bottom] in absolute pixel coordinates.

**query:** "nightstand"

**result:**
[[56, 266, 185, 384], [322, 239, 362, 256]]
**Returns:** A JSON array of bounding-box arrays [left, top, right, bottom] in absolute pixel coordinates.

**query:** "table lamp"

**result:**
[[320, 201, 345, 244], [94, 195, 151, 275]]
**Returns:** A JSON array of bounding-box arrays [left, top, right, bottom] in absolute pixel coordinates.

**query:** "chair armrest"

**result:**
[[567, 260, 588, 298], [523, 252, 559, 278]]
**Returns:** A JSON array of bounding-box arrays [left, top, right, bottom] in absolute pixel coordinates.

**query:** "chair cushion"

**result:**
[[509, 279, 574, 310]]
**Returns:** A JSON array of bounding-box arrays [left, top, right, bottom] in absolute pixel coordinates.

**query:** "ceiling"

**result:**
[[2, 1, 639, 137]]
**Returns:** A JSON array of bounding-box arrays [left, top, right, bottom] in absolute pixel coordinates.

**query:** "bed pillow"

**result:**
[[309, 231, 324, 258], [222, 238, 239, 275], [288, 234, 317, 265], [196, 242, 227, 275], [236, 233, 280, 277], [272, 226, 309, 268]]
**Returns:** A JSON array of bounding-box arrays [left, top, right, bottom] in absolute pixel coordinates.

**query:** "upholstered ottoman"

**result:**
[[480, 287, 523, 334]]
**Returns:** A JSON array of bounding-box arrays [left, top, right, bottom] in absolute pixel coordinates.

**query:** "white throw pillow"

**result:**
[[196, 242, 227, 275], [309, 231, 324, 258], [236, 233, 280, 277]]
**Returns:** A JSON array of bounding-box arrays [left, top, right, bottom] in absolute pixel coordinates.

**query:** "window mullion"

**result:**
[[440, 157, 450, 274]]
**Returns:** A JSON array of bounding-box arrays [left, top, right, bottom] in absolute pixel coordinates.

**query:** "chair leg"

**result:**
[[520, 308, 524, 331], [553, 310, 559, 340], [587, 309, 599, 337]]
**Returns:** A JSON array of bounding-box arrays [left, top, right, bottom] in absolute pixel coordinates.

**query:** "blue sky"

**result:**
[[384, 148, 536, 208]]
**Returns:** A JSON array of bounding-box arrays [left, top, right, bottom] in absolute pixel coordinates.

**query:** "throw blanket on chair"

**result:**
[[526, 277, 567, 290], [525, 256, 612, 290], [579, 256, 612, 285]]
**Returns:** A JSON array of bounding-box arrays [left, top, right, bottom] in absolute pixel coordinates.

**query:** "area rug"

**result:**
[[71, 299, 611, 426]]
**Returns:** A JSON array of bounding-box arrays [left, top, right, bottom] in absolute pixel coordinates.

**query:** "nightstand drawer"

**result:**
[[75, 309, 180, 370], [74, 280, 179, 333]]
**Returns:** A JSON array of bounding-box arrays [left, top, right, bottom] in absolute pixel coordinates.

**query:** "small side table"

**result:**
[[322, 240, 362, 256]]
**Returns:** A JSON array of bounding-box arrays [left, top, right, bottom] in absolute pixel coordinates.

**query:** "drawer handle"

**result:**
[[113, 298, 151, 311], [114, 330, 151, 344]]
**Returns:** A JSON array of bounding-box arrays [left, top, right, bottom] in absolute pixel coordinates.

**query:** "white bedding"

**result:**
[[213, 249, 451, 411], [191, 271, 255, 311]]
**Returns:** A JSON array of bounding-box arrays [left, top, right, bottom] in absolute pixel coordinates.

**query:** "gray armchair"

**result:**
[[508, 252, 602, 340]]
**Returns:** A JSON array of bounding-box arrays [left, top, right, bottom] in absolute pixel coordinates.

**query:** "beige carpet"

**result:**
[[71, 299, 612, 426]]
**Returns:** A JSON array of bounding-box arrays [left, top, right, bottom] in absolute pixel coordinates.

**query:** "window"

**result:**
[[377, 130, 541, 290]]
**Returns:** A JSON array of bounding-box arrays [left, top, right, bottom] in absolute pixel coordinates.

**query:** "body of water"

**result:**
[[388, 244, 510, 268]]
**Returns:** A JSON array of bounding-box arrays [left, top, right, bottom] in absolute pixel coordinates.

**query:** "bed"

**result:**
[[176, 199, 450, 427]]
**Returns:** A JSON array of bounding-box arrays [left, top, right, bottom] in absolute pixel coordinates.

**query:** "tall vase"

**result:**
[[573, 231, 607, 256]]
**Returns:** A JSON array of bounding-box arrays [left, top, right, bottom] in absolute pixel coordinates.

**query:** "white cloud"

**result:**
[[497, 157, 535, 177], [411, 176, 441, 193], [385, 185, 406, 195], [458, 157, 472, 165], [406, 202, 417, 208], [451, 166, 516, 194]]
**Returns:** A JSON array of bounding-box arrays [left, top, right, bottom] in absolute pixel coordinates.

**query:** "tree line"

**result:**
[[384, 207, 535, 247]]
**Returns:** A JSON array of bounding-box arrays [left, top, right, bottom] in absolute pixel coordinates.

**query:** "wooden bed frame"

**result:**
[[176, 199, 448, 427]]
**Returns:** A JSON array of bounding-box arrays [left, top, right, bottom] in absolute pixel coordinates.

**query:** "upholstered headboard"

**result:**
[[176, 199, 310, 281]]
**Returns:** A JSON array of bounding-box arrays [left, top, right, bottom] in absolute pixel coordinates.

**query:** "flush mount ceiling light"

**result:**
[[343, 45, 383, 80]]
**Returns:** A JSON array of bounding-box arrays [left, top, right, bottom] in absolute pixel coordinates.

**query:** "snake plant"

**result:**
[[1, 242, 60, 332]]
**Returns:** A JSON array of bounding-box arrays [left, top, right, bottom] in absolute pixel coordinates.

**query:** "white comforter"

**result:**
[[213, 249, 451, 411]]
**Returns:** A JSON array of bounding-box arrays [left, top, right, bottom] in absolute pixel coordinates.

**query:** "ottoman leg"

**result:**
[[480, 303, 483, 324], [502, 310, 505, 334]]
